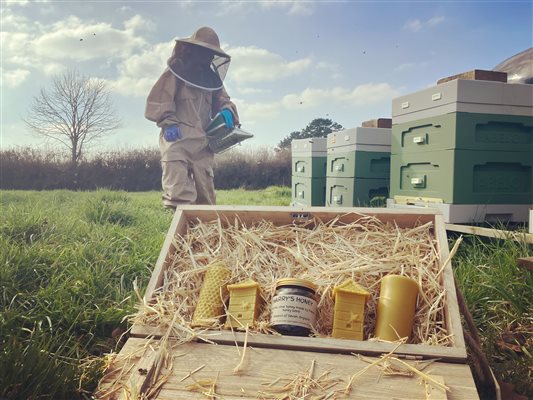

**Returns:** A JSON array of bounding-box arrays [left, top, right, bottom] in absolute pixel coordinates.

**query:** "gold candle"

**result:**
[[374, 275, 419, 341], [191, 262, 231, 328]]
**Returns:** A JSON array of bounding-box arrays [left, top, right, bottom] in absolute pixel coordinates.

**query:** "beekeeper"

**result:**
[[145, 26, 239, 208]]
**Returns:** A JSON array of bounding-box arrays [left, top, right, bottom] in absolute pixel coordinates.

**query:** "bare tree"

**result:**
[[24, 69, 121, 165]]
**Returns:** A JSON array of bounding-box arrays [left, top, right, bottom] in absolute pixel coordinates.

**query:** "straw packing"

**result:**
[[134, 214, 451, 346]]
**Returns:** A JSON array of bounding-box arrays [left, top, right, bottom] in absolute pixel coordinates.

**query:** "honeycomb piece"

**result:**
[[191, 262, 231, 328]]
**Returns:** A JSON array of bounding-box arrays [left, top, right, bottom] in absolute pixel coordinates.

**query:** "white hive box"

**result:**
[[291, 137, 328, 156], [392, 79, 533, 125], [327, 127, 391, 154]]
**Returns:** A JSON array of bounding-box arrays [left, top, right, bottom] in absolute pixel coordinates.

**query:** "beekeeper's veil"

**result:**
[[168, 27, 231, 91]]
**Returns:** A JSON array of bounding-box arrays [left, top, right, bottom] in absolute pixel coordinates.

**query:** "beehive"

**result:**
[[327, 127, 391, 179], [291, 137, 328, 178], [291, 138, 327, 206], [392, 79, 533, 125], [389, 78, 533, 222], [332, 279, 370, 340], [392, 112, 533, 155], [326, 126, 391, 206], [390, 149, 532, 204], [327, 177, 389, 207], [224, 279, 263, 330]]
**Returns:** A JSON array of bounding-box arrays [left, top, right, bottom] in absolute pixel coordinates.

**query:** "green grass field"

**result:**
[[1, 188, 531, 399]]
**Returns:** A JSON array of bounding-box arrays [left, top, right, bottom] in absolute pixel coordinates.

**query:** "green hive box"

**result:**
[[326, 177, 389, 207], [293, 156, 327, 178], [390, 150, 532, 204], [292, 176, 326, 206], [292, 138, 328, 178], [327, 151, 391, 179], [392, 112, 533, 154], [325, 127, 391, 206], [327, 127, 391, 180]]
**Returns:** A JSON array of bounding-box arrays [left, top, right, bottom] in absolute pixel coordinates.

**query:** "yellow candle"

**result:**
[[374, 275, 419, 341], [191, 262, 231, 328]]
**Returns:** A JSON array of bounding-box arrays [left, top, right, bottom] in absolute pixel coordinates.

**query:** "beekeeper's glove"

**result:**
[[220, 109, 234, 129], [163, 125, 181, 142]]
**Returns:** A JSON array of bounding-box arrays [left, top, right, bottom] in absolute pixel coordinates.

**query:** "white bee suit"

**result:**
[[145, 27, 238, 207]]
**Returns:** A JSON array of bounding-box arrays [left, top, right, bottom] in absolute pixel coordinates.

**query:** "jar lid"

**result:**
[[276, 278, 317, 292]]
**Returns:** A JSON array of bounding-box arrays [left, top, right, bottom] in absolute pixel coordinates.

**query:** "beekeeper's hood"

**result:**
[[167, 26, 231, 91]]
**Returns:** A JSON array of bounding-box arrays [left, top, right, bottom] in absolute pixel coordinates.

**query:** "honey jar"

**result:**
[[270, 278, 318, 336]]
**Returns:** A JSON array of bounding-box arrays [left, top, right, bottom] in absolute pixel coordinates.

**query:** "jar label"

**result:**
[[270, 294, 317, 329]]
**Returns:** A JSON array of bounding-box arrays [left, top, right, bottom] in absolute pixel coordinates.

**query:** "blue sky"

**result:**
[[1, 0, 532, 155]]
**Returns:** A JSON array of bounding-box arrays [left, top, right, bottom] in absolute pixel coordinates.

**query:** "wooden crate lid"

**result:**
[[437, 69, 507, 85], [98, 337, 479, 399]]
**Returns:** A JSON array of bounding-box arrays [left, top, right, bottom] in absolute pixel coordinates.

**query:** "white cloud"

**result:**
[[42, 62, 67, 76], [176, 0, 197, 9], [1, 31, 31, 55], [1, 68, 31, 87], [227, 45, 312, 84], [0, 31, 35, 71], [2, 12, 149, 80], [282, 83, 399, 109], [117, 42, 170, 78], [394, 63, 417, 72], [347, 83, 400, 105], [404, 16, 445, 32], [109, 76, 160, 99], [3, 0, 30, 6], [109, 42, 173, 97], [109, 42, 314, 98], [237, 87, 273, 95], [316, 61, 343, 79], [33, 16, 146, 61], [238, 82, 399, 124], [261, 0, 314, 16], [237, 98, 283, 122], [124, 15, 156, 32], [215, 1, 249, 16], [405, 19, 423, 33], [109, 42, 328, 98], [427, 16, 445, 27], [1, 7, 43, 32], [393, 62, 429, 73], [2, 0, 49, 8], [217, 0, 313, 16]]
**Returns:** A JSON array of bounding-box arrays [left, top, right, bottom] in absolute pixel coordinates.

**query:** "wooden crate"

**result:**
[[131, 205, 466, 363], [97, 337, 478, 400]]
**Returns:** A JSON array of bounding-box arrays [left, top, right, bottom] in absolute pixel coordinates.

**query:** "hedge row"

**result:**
[[0, 147, 291, 191]]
